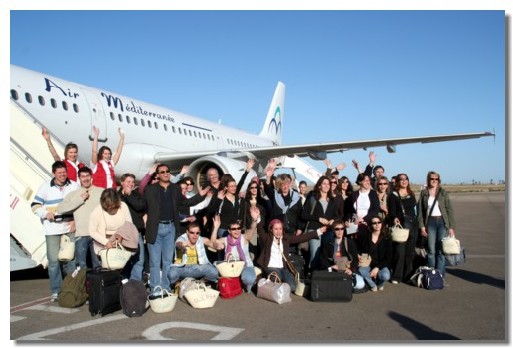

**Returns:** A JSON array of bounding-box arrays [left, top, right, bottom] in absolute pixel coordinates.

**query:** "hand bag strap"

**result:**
[[425, 189, 441, 226]]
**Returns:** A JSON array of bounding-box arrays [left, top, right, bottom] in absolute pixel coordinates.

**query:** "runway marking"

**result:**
[[142, 322, 245, 340], [11, 297, 51, 313], [29, 304, 80, 314], [16, 314, 127, 340], [10, 315, 26, 323]]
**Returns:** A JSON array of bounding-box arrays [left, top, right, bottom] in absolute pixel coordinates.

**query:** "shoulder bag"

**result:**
[[58, 234, 75, 261], [257, 272, 292, 304]]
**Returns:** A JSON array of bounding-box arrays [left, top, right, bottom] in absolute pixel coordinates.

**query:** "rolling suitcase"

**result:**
[[87, 269, 122, 316], [310, 271, 352, 302]]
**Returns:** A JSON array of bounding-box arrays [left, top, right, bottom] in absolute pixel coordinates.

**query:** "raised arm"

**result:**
[[112, 128, 125, 165], [244, 205, 260, 243], [204, 214, 222, 249], [91, 126, 99, 165], [42, 128, 61, 162]]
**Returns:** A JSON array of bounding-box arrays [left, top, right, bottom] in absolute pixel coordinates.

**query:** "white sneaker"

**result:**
[[378, 285, 384, 291], [371, 287, 378, 292], [50, 293, 59, 302], [391, 280, 399, 285]]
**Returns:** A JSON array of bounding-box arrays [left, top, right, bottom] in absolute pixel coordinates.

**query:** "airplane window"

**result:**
[[38, 96, 45, 106], [193, 131, 197, 137], [148, 121, 152, 128], [134, 118, 138, 125], [117, 114, 122, 122], [203, 133, 206, 139], [164, 124, 168, 131], [141, 119, 145, 127], [126, 115, 131, 124], [172, 126, 176, 133], [188, 130, 192, 136], [62, 101, 68, 111], [51, 98, 57, 108], [73, 103, 79, 113], [25, 93, 32, 103], [178, 128, 182, 135], [110, 112, 115, 120], [154, 122, 158, 129], [10, 89, 19, 100]]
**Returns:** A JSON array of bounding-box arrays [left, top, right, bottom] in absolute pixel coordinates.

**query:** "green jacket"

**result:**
[[417, 187, 456, 230]]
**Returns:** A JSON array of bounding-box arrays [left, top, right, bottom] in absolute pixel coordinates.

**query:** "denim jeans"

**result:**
[[147, 223, 175, 292], [129, 234, 145, 281], [75, 236, 100, 270], [427, 217, 448, 276], [358, 266, 391, 289], [46, 233, 76, 294], [265, 267, 296, 292], [240, 266, 257, 292], [167, 264, 218, 285]]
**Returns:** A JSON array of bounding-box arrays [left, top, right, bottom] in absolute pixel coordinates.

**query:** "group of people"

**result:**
[[33, 131, 456, 302]]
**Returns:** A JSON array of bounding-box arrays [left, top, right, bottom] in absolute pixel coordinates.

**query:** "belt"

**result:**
[[159, 220, 173, 224], [429, 216, 443, 220]]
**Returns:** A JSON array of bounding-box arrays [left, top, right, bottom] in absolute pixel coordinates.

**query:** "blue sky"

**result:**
[[9, 10, 505, 184]]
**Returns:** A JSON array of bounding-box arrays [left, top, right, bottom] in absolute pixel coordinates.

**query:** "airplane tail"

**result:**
[[259, 81, 285, 146]]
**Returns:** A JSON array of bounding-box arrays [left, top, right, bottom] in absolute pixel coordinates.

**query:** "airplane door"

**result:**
[[81, 87, 108, 143]]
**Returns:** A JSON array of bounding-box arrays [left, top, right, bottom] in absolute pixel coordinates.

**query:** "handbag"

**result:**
[[218, 277, 243, 299], [442, 236, 461, 255], [391, 223, 409, 243], [346, 219, 358, 235], [58, 234, 75, 261], [98, 242, 132, 270], [358, 253, 372, 268], [445, 246, 466, 266], [294, 273, 310, 297], [214, 253, 245, 277], [257, 272, 292, 304], [184, 283, 220, 309], [149, 286, 178, 313]]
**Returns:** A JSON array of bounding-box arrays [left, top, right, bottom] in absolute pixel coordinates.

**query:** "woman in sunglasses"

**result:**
[[417, 171, 456, 277], [357, 215, 393, 291], [212, 206, 261, 292], [374, 176, 391, 228], [318, 219, 365, 291], [388, 173, 418, 284]]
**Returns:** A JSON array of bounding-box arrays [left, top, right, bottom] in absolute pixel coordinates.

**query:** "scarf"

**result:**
[[226, 235, 245, 262], [274, 189, 300, 213]]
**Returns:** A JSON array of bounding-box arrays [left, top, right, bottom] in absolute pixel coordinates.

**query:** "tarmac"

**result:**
[[9, 191, 506, 342]]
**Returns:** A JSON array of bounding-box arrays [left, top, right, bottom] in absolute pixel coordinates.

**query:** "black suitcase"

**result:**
[[87, 269, 122, 316], [310, 271, 352, 302]]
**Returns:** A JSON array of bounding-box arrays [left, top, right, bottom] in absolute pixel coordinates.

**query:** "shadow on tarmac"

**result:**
[[446, 268, 505, 289], [388, 311, 460, 340]]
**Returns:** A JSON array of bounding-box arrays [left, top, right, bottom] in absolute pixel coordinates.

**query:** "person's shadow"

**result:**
[[446, 268, 505, 289], [388, 311, 460, 340]]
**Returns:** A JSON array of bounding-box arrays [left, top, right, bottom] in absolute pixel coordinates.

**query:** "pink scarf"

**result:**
[[226, 235, 245, 262]]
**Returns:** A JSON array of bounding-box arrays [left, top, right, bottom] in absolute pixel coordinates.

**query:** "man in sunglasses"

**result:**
[[144, 164, 211, 296]]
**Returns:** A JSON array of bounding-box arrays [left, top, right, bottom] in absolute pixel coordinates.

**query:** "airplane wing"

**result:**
[[154, 131, 494, 163]]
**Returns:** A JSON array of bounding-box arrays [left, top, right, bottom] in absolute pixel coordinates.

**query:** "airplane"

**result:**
[[10, 64, 494, 271]]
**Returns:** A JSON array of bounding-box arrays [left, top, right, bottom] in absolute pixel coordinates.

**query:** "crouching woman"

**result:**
[[256, 219, 326, 293]]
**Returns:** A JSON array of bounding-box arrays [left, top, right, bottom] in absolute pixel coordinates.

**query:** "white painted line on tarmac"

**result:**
[[16, 314, 127, 340], [28, 304, 80, 314], [142, 322, 245, 340], [10, 315, 26, 322], [11, 297, 51, 313]]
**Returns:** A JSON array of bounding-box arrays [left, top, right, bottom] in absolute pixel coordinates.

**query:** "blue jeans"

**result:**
[[75, 236, 100, 270], [130, 234, 145, 281], [427, 217, 448, 276], [241, 266, 257, 292], [167, 264, 218, 285], [46, 233, 76, 294], [358, 266, 391, 289], [147, 223, 175, 292], [265, 267, 296, 292]]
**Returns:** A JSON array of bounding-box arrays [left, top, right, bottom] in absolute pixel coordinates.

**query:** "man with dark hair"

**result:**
[[32, 161, 79, 302], [144, 164, 211, 295], [57, 166, 103, 270]]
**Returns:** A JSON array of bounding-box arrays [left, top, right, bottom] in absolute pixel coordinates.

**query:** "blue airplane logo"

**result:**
[[268, 107, 282, 135]]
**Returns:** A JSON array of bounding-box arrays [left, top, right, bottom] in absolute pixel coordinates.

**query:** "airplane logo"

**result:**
[[267, 106, 282, 135]]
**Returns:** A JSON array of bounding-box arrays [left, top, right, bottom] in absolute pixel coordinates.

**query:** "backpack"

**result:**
[[58, 268, 89, 308], [119, 279, 148, 317], [410, 266, 444, 290]]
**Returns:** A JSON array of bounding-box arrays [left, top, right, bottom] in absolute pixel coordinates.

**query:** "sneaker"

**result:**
[[378, 285, 384, 291], [370, 287, 378, 292], [50, 293, 59, 302], [391, 280, 399, 285]]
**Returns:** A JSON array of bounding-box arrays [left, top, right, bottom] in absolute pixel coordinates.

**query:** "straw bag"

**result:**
[[149, 286, 178, 313], [391, 223, 409, 243], [294, 273, 309, 297], [214, 253, 245, 277], [442, 236, 461, 255], [358, 253, 372, 267], [58, 234, 75, 261], [98, 242, 132, 270], [184, 283, 220, 309], [257, 272, 291, 304]]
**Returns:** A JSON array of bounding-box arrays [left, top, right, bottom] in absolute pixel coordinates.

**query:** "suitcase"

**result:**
[[218, 276, 243, 299], [310, 271, 352, 302], [87, 269, 122, 316]]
